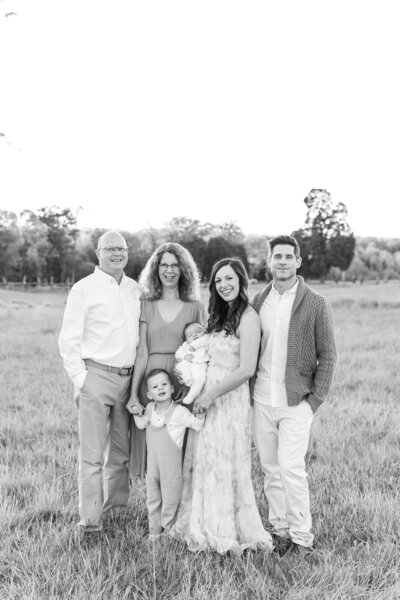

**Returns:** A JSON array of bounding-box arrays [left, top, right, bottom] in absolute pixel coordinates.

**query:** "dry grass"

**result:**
[[1, 283, 400, 599]]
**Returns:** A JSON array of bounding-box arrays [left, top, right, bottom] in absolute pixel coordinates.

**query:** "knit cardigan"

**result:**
[[250, 276, 337, 413]]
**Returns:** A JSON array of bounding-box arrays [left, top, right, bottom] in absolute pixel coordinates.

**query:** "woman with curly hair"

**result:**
[[171, 257, 272, 554], [127, 243, 206, 478]]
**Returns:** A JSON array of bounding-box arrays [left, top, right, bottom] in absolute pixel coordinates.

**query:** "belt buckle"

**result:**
[[119, 367, 130, 376]]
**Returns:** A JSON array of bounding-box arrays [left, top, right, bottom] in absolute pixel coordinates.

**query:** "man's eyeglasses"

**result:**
[[159, 263, 180, 272], [99, 246, 128, 254]]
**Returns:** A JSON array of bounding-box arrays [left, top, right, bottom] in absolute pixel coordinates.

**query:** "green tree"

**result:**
[[0, 211, 21, 281], [203, 236, 249, 280], [164, 218, 209, 279], [19, 211, 51, 283], [244, 234, 270, 280], [166, 217, 214, 240], [73, 229, 100, 281], [164, 218, 249, 280], [36, 206, 79, 282], [212, 221, 244, 241], [293, 189, 355, 281], [123, 231, 155, 281]]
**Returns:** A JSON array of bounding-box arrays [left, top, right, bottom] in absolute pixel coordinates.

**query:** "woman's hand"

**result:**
[[126, 395, 145, 415], [195, 390, 215, 411]]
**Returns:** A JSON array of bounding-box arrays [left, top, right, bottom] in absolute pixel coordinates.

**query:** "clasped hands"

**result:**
[[126, 396, 144, 416], [127, 388, 215, 414], [193, 390, 214, 414]]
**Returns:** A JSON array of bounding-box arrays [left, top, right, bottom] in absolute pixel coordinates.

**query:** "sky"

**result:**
[[1, 0, 399, 238]]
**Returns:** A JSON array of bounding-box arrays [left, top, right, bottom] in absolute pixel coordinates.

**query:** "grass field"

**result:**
[[1, 282, 400, 599]]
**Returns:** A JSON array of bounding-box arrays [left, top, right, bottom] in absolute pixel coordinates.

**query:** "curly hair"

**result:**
[[139, 242, 201, 301], [207, 257, 249, 337]]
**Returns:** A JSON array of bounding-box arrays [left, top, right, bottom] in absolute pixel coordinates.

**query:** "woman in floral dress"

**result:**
[[171, 258, 272, 554]]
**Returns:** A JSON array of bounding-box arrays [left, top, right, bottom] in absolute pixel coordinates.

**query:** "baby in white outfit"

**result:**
[[174, 322, 209, 405]]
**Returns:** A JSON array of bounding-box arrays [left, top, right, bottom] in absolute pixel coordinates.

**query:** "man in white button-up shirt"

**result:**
[[59, 230, 141, 540], [251, 235, 336, 556]]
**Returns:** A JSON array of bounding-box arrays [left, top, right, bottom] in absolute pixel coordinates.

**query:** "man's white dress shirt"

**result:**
[[253, 279, 298, 407], [58, 267, 142, 394]]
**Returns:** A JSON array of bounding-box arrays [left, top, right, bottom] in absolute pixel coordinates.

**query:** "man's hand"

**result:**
[[126, 396, 145, 415], [184, 353, 194, 362]]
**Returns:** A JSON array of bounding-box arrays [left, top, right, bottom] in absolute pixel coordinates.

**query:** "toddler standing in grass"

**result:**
[[133, 368, 205, 540]]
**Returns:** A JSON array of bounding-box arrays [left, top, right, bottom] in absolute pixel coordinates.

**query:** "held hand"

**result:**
[[126, 396, 145, 415], [184, 353, 194, 362], [195, 390, 214, 411]]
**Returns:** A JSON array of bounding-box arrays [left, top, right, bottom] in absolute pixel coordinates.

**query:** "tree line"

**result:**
[[1, 189, 396, 285]]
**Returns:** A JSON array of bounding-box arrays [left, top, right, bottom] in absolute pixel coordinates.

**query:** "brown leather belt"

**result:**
[[84, 359, 133, 376]]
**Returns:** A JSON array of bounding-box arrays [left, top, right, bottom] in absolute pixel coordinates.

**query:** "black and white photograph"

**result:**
[[1, 1, 399, 599]]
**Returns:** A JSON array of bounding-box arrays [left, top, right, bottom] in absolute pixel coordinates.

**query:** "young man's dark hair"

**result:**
[[268, 235, 300, 259]]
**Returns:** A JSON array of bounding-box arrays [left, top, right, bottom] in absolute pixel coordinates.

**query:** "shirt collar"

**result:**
[[94, 266, 125, 285], [272, 277, 299, 296]]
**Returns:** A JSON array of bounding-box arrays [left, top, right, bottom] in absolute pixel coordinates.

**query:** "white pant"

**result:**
[[252, 401, 314, 547]]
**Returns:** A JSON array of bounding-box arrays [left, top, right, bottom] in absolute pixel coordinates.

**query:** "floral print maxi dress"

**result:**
[[171, 331, 273, 554]]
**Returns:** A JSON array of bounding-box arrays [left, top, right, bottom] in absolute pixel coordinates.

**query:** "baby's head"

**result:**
[[146, 369, 173, 404], [184, 322, 206, 344]]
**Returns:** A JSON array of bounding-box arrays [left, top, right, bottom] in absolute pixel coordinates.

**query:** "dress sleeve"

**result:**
[[194, 300, 207, 327], [139, 299, 148, 324]]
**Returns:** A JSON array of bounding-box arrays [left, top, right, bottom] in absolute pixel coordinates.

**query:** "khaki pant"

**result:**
[[253, 401, 314, 547], [77, 366, 131, 527]]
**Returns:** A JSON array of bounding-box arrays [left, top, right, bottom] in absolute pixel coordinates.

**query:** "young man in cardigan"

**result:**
[[251, 235, 336, 556]]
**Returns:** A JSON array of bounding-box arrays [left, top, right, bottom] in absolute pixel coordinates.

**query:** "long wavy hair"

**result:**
[[139, 242, 201, 301], [207, 257, 249, 336]]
